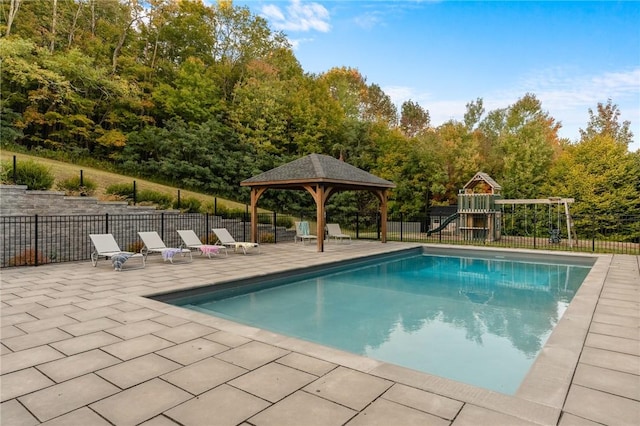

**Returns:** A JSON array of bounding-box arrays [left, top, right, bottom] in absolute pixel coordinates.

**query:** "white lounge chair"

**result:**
[[295, 221, 318, 244], [211, 228, 260, 254], [138, 231, 193, 263], [177, 229, 227, 258], [89, 234, 145, 271], [326, 223, 351, 243]]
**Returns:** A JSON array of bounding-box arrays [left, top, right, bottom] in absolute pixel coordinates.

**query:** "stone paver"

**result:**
[[39, 407, 113, 426], [156, 337, 229, 365], [0, 399, 39, 426], [18, 374, 119, 422], [165, 384, 270, 426], [1, 244, 638, 426], [90, 379, 191, 426], [215, 340, 290, 369], [0, 368, 54, 402], [96, 353, 181, 389], [347, 398, 450, 426], [248, 390, 357, 426], [161, 356, 247, 395], [563, 384, 640, 425], [229, 362, 317, 402], [101, 334, 175, 361], [303, 366, 393, 411]]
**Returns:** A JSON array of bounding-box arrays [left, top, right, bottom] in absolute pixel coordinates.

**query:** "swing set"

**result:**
[[495, 198, 575, 247]]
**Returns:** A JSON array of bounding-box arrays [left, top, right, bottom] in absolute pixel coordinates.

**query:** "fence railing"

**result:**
[[1, 211, 638, 267]]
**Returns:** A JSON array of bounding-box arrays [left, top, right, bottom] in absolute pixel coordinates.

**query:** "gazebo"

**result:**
[[240, 154, 395, 252]]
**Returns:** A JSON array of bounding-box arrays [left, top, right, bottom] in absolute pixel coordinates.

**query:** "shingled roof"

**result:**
[[241, 154, 395, 189]]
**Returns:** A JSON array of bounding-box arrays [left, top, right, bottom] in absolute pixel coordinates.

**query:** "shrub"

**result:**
[[56, 175, 97, 196], [7, 249, 50, 266], [276, 216, 294, 229], [260, 233, 275, 243], [105, 182, 134, 200], [0, 159, 54, 190], [137, 190, 173, 209], [173, 196, 201, 212], [126, 241, 144, 253]]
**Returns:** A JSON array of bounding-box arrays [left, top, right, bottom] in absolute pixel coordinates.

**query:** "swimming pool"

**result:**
[[158, 248, 593, 395]]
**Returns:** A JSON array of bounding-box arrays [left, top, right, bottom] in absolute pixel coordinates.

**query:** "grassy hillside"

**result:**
[[0, 150, 259, 212]]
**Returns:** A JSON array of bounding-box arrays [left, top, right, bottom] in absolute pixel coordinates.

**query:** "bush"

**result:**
[[105, 182, 134, 200], [276, 216, 294, 229], [137, 190, 173, 209], [0, 159, 54, 190], [173, 196, 201, 212], [56, 175, 97, 196], [7, 249, 50, 266], [260, 233, 275, 243]]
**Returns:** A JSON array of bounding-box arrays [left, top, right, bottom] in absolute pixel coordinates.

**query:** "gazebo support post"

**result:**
[[374, 189, 389, 243], [249, 187, 267, 243]]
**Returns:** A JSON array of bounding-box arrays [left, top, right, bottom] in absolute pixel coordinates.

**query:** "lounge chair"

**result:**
[[211, 228, 260, 254], [177, 229, 227, 258], [295, 221, 318, 244], [326, 223, 351, 243], [138, 231, 193, 263], [89, 233, 145, 271]]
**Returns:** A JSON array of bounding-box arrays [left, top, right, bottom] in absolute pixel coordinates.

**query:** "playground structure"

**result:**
[[431, 172, 576, 246]]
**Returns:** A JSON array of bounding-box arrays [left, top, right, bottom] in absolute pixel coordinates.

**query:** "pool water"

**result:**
[[182, 253, 592, 394]]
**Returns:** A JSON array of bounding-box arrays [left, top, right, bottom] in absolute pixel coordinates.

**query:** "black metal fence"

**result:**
[[1, 211, 638, 267]]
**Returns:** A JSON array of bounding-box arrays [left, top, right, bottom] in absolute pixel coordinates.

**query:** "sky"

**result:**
[[232, 1, 640, 151]]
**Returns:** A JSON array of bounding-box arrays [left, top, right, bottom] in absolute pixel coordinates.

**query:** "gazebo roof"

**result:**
[[240, 153, 395, 190]]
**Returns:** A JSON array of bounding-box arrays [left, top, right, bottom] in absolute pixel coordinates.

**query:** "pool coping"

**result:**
[[136, 244, 607, 425]]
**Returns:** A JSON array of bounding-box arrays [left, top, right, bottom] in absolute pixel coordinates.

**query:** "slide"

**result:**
[[426, 212, 459, 236]]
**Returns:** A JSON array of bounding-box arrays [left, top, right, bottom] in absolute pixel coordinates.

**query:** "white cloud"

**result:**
[[261, 0, 331, 33], [385, 68, 640, 150]]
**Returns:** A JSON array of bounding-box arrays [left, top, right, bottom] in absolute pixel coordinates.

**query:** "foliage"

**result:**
[[0, 159, 55, 189], [276, 216, 294, 229], [137, 189, 173, 209], [8, 249, 51, 266], [174, 196, 201, 213], [105, 182, 134, 199], [2, 0, 637, 229], [56, 175, 98, 196]]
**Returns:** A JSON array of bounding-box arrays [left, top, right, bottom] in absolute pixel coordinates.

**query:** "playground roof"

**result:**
[[463, 172, 502, 193]]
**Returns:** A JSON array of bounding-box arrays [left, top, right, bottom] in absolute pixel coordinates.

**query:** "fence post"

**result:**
[[80, 170, 84, 186], [214, 198, 217, 216], [205, 213, 210, 244], [12, 155, 17, 183], [377, 212, 381, 240], [533, 205, 537, 249], [161, 212, 165, 240], [592, 213, 596, 252], [34, 214, 39, 267], [105, 213, 109, 234], [273, 212, 277, 244], [356, 212, 359, 239], [177, 190, 181, 209], [439, 215, 443, 243], [243, 210, 247, 242], [133, 180, 137, 205], [400, 212, 404, 242]]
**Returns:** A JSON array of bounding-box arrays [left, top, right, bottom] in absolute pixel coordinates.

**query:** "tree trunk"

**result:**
[[5, 0, 22, 37], [50, 0, 57, 53]]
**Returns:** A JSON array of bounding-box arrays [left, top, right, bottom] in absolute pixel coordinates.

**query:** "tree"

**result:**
[[579, 99, 634, 147], [400, 100, 430, 138]]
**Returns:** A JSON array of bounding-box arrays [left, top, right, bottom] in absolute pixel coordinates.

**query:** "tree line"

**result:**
[[1, 0, 638, 223]]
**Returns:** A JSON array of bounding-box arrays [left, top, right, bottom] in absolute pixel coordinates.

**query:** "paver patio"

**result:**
[[1, 241, 638, 425]]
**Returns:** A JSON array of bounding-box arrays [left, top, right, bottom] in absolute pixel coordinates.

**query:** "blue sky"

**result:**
[[233, 1, 640, 151]]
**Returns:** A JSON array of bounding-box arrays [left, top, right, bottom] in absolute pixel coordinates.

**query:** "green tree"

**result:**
[[400, 100, 430, 138]]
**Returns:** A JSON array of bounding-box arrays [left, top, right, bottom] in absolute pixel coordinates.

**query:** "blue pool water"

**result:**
[[180, 252, 592, 394]]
